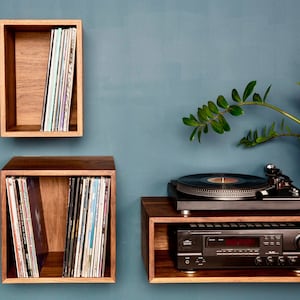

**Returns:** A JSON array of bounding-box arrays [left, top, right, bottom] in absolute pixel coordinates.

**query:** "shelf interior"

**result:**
[[4, 175, 112, 280]]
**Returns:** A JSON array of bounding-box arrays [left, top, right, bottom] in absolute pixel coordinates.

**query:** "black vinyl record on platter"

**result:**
[[176, 173, 270, 200]]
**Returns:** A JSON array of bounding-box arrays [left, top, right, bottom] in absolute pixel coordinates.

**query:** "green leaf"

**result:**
[[238, 135, 256, 147], [197, 108, 208, 121], [203, 124, 208, 133], [280, 119, 285, 131], [232, 89, 242, 102], [208, 101, 219, 114], [189, 114, 198, 122], [286, 125, 291, 134], [243, 80, 256, 101], [189, 127, 198, 141], [263, 84, 272, 102], [256, 136, 269, 144], [238, 137, 251, 147], [210, 120, 224, 134], [216, 95, 229, 108], [203, 105, 213, 118], [262, 126, 267, 137], [268, 122, 276, 135], [228, 105, 244, 116], [253, 93, 262, 102], [197, 129, 202, 142], [182, 117, 199, 127], [253, 129, 258, 141], [218, 115, 230, 131], [247, 130, 252, 140]]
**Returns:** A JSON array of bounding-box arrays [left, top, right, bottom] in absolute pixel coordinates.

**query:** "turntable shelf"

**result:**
[[141, 197, 300, 283]]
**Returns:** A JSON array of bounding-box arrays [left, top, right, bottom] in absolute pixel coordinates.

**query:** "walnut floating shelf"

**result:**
[[0, 19, 83, 137]]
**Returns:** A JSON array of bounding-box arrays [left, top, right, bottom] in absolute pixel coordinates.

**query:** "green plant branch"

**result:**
[[182, 80, 300, 147], [238, 128, 300, 147]]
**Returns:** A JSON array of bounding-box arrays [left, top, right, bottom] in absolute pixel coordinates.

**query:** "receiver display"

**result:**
[[206, 236, 260, 248]]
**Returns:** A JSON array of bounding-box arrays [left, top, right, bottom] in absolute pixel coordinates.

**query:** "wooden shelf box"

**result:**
[[0, 19, 83, 137], [1, 156, 116, 284], [141, 197, 300, 283]]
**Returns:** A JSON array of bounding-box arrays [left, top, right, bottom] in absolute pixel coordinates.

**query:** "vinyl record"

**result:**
[[176, 173, 269, 200]]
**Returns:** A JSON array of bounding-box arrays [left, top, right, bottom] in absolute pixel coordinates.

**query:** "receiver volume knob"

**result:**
[[295, 234, 300, 249]]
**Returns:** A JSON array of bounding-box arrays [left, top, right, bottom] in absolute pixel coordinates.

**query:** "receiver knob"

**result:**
[[255, 256, 263, 266], [295, 234, 300, 249], [288, 257, 297, 265], [266, 256, 274, 265], [277, 256, 285, 266]]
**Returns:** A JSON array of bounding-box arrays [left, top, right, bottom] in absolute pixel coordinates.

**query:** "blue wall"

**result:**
[[1, 0, 300, 299]]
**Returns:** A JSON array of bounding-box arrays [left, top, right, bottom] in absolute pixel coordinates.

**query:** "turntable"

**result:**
[[168, 164, 300, 213]]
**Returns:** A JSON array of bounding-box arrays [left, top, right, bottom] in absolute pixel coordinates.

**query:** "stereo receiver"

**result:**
[[170, 222, 300, 270]]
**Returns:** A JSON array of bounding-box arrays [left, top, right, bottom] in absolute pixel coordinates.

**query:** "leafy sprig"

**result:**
[[183, 81, 300, 147]]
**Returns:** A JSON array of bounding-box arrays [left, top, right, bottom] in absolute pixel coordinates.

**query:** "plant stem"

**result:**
[[242, 101, 300, 124]]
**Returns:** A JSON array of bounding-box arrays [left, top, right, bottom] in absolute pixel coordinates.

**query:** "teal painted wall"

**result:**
[[1, 0, 300, 299]]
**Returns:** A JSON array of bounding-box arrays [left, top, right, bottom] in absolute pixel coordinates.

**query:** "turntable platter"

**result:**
[[176, 173, 269, 200]]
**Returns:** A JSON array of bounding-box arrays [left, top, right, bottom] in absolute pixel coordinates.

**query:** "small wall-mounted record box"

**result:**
[[0, 19, 83, 137]]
